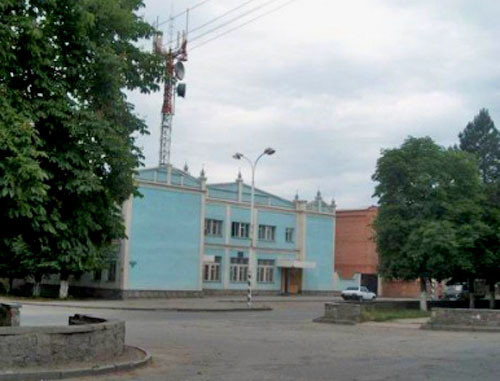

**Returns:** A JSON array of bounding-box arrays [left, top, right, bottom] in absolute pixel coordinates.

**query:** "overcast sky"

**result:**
[[128, 0, 500, 209]]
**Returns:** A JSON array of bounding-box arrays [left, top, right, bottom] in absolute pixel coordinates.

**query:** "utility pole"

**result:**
[[153, 15, 188, 167]]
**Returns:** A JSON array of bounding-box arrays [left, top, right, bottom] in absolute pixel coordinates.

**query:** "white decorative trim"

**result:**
[[205, 242, 299, 254], [167, 164, 172, 185], [198, 190, 206, 291], [137, 180, 205, 195], [206, 197, 335, 216], [225, 205, 231, 245], [223, 247, 230, 289], [276, 260, 316, 269]]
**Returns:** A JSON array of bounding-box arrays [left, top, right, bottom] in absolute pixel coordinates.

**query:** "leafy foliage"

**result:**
[[0, 0, 162, 285], [372, 137, 484, 283], [459, 109, 500, 184], [459, 109, 500, 286]]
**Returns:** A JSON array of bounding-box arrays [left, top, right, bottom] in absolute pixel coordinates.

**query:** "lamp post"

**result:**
[[233, 148, 276, 308]]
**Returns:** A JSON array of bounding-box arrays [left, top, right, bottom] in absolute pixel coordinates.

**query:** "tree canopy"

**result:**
[[458, 109, 500, 304], [0, 0, 163, 295], [372, 137, 484, 307], [459, 109, 500, 184]]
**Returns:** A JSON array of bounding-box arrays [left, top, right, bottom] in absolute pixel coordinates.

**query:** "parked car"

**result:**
[[341, 286, 376, 301], [444, 281, 486, 301], [443, 284, 469, 301]]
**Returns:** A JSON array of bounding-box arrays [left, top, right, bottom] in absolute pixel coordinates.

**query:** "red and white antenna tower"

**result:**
[[153, 12, 188, 167]]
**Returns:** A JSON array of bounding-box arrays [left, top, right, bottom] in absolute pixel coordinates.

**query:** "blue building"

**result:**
[[67, 164, 336, 298]]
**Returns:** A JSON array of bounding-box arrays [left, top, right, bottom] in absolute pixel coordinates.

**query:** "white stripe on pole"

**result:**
[[247, 270, 252, 308]]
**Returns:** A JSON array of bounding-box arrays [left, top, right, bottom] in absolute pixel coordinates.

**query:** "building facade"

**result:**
[[93, 165, 336, 297], [334, 206, 420, 297]]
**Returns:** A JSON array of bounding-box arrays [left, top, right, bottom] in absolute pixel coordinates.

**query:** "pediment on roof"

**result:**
[[135, 166, 201, 187], [207, 182, 295, 208], [307, 199, 334, 213]]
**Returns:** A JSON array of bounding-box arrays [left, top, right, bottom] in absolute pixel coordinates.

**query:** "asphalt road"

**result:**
[[20, 302, 500, 381]]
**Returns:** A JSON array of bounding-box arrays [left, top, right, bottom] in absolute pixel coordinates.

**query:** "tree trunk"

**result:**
[[59, 279, 69, 299], [59, 271, 70, 299], [489, 282, 496, 309], [469, 278, 475, 309], [419, 278, 428, 311]]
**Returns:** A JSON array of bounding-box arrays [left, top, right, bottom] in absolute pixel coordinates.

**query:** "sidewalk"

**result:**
[[0, 295, 419, 311], [0, 296, 274, 312]]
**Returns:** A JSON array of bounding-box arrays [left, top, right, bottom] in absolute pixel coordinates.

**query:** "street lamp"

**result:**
[[233, 148, 276, 308]]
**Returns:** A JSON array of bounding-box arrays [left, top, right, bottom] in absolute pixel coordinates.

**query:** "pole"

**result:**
[[248, 162, 256, 308], [234, 150, 274, 308]]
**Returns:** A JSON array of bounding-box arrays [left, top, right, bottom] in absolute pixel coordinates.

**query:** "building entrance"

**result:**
[[281, 268, 302, 294]]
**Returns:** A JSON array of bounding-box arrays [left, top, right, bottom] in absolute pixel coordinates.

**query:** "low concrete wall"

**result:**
[[314, 300, 420, 325], [429, 300, 500, 309], [0, 303, 21, 326], [321, 302, 362, 324], [424, 308, 500, 331], [0, 314, 125, 367]]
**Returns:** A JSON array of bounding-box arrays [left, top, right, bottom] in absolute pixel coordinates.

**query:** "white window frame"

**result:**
[[203, 257, 221, 282], [285, 227, 294, 243], [231, 222, 250, 239], [258, 225, 276, 241], [205, 219, 223, 237], [257, 259, 275, 283], [230, 257, 249, 282]]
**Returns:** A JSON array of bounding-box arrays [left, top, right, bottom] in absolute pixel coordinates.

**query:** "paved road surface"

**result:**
[[20, 301, 500, 381]]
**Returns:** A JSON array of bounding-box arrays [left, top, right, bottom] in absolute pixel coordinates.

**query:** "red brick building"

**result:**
[[334, 206, 420, 298]]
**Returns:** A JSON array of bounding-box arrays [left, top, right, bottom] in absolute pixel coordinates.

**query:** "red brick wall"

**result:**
[[335, 206, 420, 298], [335, 206, 378, 278], [381, 279, 420, 298]]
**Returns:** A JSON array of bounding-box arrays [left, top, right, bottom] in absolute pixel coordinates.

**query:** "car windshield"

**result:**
[[345, 287, 358, 290], [361, 287, 369, 292]]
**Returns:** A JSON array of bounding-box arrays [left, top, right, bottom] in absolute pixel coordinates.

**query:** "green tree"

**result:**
[[0, 89, 52, 293], [0, 0, 162, 297], [459, 109, 500, 308], [459, 109, 500, 184], [373, 137, 484, 310]]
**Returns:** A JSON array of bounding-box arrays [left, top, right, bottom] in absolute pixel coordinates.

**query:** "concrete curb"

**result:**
[[176, 307, 272, 312], [12, 301, 272, 312], [421, 324, 500, 333], [220, 298, 341, 303], [0, 345, 151, 380]]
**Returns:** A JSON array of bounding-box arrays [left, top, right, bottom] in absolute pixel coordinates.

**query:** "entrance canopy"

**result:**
[[276, 260, 316, 269]]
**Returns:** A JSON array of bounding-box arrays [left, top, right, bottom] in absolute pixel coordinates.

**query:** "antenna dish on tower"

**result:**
[[174, 61, 185, 80]]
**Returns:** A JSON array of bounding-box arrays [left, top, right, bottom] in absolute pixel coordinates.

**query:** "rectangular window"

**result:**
[[285, 228, 294, 242], [257, 259, 275, 283], [203, 256, 221, 282], [107, 261, 117, 282], [205, 219, 223, 236], [231, 222, 250, 239], [258, 225, 276, 241], [230, 256, 249, 282]]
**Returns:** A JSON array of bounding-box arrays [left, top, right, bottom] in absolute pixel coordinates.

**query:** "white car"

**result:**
[[341, 286, 376, 301]]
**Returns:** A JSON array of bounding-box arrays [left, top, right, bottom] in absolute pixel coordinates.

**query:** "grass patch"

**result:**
[[361, 308, 431, 322]]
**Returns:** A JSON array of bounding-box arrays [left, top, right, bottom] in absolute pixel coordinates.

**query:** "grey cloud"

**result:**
[[128, 0, 500, 208]]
